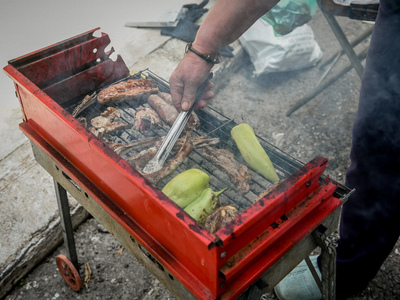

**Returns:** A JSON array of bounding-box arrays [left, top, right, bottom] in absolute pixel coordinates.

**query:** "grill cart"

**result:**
[[4, 28, 351, 300]]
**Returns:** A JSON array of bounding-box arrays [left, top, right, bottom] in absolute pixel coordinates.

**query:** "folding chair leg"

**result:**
[[318, 0, 365, 79], [286, 46, 368, 116]]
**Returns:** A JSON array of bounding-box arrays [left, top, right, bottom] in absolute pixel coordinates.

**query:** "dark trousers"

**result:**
[[336, 1, 400, 298]]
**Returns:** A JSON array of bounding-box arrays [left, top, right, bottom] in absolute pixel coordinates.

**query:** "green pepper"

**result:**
[[162, 169, 209, 208], [184, 188, 226, 225], [231, 123, 280, 183]]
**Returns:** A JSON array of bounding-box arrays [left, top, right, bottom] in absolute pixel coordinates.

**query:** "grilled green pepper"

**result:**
[[184, 188, 226, 225], [162, 169, 209, 208], [231, 123, 280, 183]]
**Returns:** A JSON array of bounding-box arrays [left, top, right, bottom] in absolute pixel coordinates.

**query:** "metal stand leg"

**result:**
[[313, 226, 338, 300], [320, 243, 337, 300], [54, 179, 79, 270]]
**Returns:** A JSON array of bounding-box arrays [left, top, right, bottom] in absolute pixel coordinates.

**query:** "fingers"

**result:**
[[196, 89, 214, 109], [181, 79, 215, 111], [181, 82, 199, 111], [202, 81, 215, 101], [169, 53, 215, 111], [170, 76, 214, 111], [170, 80, 184, 112]]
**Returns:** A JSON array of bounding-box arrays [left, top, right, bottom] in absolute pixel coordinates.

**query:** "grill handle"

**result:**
[[142, 73, 213, 174]]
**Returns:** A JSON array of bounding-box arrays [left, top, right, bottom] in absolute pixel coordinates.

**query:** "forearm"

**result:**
[[169, 0, 279, 111], [193, 0, 280, 55]]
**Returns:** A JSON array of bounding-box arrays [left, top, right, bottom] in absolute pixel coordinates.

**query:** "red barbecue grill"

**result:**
[[4, 28, 352, 299]]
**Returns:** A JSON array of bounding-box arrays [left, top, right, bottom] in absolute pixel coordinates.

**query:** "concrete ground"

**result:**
[[0, 1, 239, 297]]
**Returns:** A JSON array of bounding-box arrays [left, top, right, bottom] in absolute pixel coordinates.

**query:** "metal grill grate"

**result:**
[[63, 70, 335, 213]]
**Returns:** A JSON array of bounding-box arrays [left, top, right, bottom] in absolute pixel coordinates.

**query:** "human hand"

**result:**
[[169, 52, 215, 112]]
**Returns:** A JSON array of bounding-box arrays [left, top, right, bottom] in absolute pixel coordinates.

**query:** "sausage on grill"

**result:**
[[147, 94, 179, 128], [148, 93, 200, 130]]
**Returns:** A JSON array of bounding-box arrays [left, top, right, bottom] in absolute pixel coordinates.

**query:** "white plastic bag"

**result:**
[[239, 19, 323, 75]]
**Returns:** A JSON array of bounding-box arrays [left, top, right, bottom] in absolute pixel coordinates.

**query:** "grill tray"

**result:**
[[63, 69, 308, 213], [4, 28, 347, 299]]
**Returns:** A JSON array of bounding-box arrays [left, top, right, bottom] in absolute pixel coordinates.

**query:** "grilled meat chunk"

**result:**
[[147, 94, 179, 128], [157, 92, 174, 105], [91, 107, 121, 128], [72, 92, 97, 117], [107, 136, 161, 156], [204, 206, 239, 234], [110, 135, 219, 158], [90, 107, 131, 138], [147, 93, 200, 130], [125, 144, 161, 170], [97, 79, 159, 105], [158, 92, 201, 130], [143, 131, 194, 184], [90, 123, 131, 138], [77, 117, 88, 128], [188, 135, 220, 149], [133, 107, 163, 134], [202, 146, 252, 195]]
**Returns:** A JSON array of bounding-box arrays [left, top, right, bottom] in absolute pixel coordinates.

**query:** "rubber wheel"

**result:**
[[56, 254, 82, 291]]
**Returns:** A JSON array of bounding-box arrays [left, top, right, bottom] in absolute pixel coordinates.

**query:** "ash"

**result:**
[[5, 11, 400, 300]]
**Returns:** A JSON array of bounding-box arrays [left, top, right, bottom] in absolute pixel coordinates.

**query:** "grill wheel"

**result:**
[[56, 254, 82, 291]]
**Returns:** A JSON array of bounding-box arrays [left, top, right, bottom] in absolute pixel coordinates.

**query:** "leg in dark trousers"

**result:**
[[336, 1, 400, 298]]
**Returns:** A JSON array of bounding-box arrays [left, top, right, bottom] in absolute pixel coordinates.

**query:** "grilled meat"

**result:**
[[157, 92, 174, 105], [147, 93, 200, 130], [107, 136, 161, 156], [77, 117, 88, 128], [189, 135, 220, 149], [90, 107, 131, 138], [158, 92, 201, 130], [109, 135, 219, 158], [90, 123, 131, 138], [97, 79, 159, 105], [147, 94, 179, 128], [202, 146, 252, 195], [72, 92, 97, 117], [143, 131, 194, 185], [91, 107, 121, 128], [204, 206, 239, 234], [133, 107, 163, 134], [125, 144, 161, 170], [125, 135, 219, 169]]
